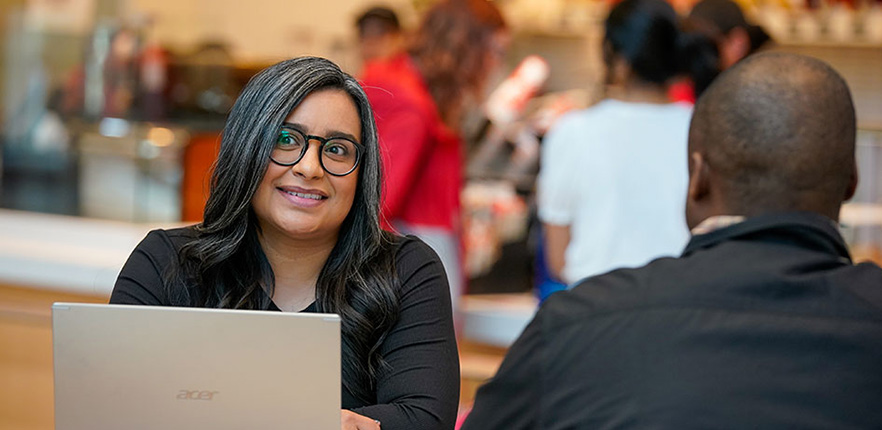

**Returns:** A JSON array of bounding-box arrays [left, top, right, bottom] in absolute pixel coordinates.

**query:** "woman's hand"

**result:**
[[341, 410, 381, 430]]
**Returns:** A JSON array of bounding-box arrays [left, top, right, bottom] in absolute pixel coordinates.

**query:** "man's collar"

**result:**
[[690, 215, 746, 235], [683, 212, 851, 262]]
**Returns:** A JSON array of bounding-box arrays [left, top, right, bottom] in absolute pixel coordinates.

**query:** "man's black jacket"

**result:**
[[462, 212, 882, 429]]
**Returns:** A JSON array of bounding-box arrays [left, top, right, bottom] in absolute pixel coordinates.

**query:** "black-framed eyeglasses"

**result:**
[[270, 126, 364, 177]]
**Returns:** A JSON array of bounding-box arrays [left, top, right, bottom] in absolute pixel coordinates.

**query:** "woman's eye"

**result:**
[[277, 131, 302, 148], [325, 143, 348, 156], [324, 140, 355, 160]]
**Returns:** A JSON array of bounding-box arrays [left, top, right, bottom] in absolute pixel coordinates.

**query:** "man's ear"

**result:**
[[844, 161, 858, 202], [688, 152, 710, 203], [685, 151, 712, 230]]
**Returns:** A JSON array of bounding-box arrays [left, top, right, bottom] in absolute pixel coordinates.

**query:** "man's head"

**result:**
[[686, 52, 858, 229]]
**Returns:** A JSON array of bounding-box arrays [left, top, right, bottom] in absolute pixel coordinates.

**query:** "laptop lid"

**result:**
[[52, 303, 341, 430]]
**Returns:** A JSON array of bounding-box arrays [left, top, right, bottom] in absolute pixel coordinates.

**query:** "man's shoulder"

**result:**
[[538, 239, 882, 333], [541, 257, 682, 326]]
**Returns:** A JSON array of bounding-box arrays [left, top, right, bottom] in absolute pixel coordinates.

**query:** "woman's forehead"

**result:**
[[283, 88, 362, 141]]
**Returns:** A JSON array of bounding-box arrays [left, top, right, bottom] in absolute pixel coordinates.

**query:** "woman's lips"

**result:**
[[277, 186, 328, 207]]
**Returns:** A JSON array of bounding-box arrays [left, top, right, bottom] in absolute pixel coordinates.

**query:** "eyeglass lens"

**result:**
[[270, 127, 360, 176]]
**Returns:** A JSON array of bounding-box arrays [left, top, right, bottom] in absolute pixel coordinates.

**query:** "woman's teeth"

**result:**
[[285, 191, 323, 200]]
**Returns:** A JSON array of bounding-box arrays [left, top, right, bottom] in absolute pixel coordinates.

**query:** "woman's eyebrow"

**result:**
[[281, 122, 359, 142], [280, 122, 305, 132]]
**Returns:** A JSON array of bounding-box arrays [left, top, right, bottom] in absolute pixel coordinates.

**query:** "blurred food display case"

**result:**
[[76, 119, 188, 222]]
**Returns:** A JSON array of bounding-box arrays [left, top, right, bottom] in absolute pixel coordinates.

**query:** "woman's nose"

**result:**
[[290, 141, 324, 179]]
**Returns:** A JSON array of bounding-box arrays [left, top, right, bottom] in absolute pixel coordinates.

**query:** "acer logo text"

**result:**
[[177, 390, 219, 400]]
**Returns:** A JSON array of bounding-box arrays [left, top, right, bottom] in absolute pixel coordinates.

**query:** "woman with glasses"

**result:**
[[110, 56, 459, 430]]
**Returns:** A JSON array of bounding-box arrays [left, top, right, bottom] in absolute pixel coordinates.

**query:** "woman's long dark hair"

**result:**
[[171, 56, 399, 403], [604, 0, 719, 96], [409, 0, 507, 126]]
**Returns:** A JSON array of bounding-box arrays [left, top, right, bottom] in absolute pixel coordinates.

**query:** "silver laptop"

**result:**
[[52, 303, 341, 430]]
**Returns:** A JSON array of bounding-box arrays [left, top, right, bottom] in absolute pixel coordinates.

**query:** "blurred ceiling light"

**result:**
[[147, 127, 176, 147]]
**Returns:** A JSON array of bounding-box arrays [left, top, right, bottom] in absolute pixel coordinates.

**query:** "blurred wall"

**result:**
[[0, 0, 27, 116], [126, 0, 418, 70]]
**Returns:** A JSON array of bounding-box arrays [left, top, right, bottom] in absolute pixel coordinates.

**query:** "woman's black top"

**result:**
[[110, 227, 460, 430]]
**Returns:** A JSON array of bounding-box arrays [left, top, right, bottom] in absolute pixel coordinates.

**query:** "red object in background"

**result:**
[[181, 132, 221, 222], [139, 42, 170, 120], [668, 78, 696, 104]]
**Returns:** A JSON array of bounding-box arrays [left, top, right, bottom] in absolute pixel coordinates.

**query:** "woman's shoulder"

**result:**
[[548, 101, 619, 136], [137, 225, 199, 255], [112, 225, 199, 306], [387, 234, 452, 305], [389, 234, 444, 281], [392, 234, 440, 261]]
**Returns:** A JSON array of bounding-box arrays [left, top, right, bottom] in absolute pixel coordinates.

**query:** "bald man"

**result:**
[[462, 53, 882, 429]]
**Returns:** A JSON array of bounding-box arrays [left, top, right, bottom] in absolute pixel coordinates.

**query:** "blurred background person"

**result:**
[[60, 25, 142, 119], [354, 6, 406, 67], [360, 0, 508, 319], [668, 0, 771, 103], [689, 0, 772, 71], [538, 0, 718, 286]]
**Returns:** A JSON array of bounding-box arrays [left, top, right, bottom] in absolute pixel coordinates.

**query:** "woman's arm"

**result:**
[[542, 222, 571, 282], [341, 410, 381, 430], [536, 113, 580, 285], [349, 238, 460, 430]]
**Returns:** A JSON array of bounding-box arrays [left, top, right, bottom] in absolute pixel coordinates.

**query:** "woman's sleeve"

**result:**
[[350, 238, 460, 430], [536, 114, 579, 226], [109, 229, 175, 305]]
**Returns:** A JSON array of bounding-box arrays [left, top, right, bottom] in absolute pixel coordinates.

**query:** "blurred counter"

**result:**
[[0, 209, 182, 296], [0, 201, 879, 337]]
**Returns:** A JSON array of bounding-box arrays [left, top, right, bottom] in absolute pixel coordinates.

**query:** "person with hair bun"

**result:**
[[110, 56, 459, 430], [538, 0, 719, 286], [360, 0, 508, 317]]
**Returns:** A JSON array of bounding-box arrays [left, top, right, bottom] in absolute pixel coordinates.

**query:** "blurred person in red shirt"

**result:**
[[360, 0, 508, 318]]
